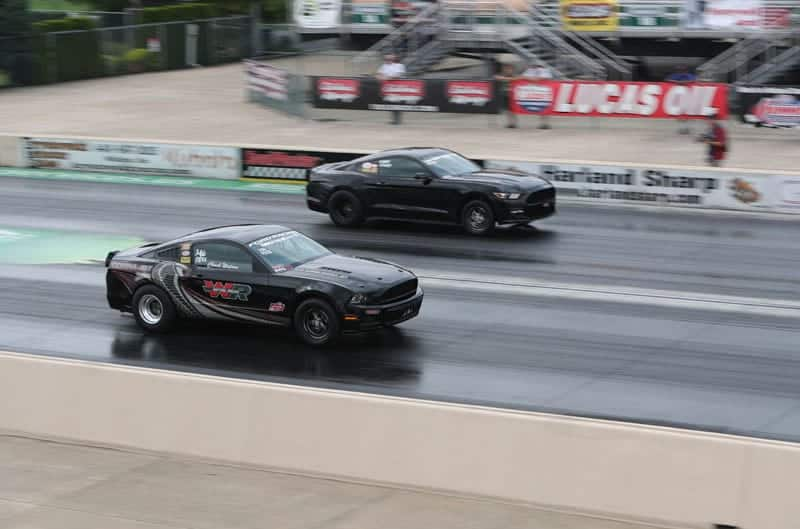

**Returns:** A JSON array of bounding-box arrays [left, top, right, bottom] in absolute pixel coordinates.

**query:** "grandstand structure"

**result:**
[[339, 0, 800, 83]]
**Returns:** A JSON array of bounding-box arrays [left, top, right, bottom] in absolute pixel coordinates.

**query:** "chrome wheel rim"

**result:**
[[139, 294, 163, 325], [303, 308, 330, 340], [468, 206, 489, 231]]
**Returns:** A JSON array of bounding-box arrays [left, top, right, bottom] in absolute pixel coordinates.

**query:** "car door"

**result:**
[[367, 156, 443, 221], [181, 240, 273, 324]]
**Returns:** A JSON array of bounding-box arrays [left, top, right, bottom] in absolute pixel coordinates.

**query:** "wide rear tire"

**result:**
[[328, 190, 365, 228], [132, 285, 177, 333]]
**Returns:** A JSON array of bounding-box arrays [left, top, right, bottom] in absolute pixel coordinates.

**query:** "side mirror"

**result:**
[[414, 172, 432, 183]]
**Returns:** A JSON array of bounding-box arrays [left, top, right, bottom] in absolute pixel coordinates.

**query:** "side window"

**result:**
[[192, 242, 254, 273], [155, 246, 180, 262], [355, 160, 379, 176], [378, 157, 427, 178]]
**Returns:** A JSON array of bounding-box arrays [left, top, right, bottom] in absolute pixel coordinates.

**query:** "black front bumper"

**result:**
[[342, 288, 424, 333], [493, 188, 557, 224]]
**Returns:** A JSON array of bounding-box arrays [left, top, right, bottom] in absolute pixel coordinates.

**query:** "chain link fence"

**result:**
[[0, 16, 253, 87]]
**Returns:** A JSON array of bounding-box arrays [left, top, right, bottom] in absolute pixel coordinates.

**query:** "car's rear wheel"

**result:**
[[294, 298, 341, 346], [462, 199, 495, 236], [132, 285, 177, 333], [328, 190, 364, 228]]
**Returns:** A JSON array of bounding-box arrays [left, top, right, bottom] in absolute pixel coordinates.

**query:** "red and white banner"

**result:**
[[316, 78, 361, 103], [245, 61, 288, 101], [511, 81, 729, 119]]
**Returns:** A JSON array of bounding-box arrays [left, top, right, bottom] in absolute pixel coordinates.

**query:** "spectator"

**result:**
[[494, 62, 517, 129], [377, 54, 407, 125], [523, 63, 553, 130], [699, 112, 727, 167], [666, 65, 697, 134]]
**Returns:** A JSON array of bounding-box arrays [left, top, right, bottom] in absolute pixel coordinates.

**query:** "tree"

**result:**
[[0, 0, 34, 84]]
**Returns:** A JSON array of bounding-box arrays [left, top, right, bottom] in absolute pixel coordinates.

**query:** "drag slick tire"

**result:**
[[328, 190, 364, 228], [132, 285, 177, 333], [294, 298, 341, 347], [462, 199, 495, 236]]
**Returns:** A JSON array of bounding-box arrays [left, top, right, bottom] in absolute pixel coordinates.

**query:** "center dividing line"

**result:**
[[416, 270, 800, 318]]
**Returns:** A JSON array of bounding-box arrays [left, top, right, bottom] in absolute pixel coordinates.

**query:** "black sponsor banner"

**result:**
[[312, 77, 500, 114], [241, 148, 363, 181], [736, 86, 800, 129]]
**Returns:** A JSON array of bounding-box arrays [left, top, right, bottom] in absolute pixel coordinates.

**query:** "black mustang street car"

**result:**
[[306, 147, 556, 235], [105, 224, 423, 346]]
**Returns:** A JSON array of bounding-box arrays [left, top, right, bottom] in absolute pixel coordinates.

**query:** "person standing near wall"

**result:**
[[494, 62, 518, 128], [376, 53, 407, 125], [699, 111, 728, 167], [522, 63, 553, 129]]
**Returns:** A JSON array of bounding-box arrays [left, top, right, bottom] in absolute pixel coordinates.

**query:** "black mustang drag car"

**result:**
[[307, 147, 555, 235], [105, 224, 423, 346]]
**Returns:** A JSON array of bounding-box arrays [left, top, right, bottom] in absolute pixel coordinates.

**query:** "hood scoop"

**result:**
[[318, 266, 351, 274]]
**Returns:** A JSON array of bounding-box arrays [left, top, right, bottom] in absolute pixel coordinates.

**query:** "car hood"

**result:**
[[444, 170, 551, 191], [282, 254, 415, 291]]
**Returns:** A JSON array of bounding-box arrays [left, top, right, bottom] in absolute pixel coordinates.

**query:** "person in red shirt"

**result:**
[[701, 112, 727, 166]]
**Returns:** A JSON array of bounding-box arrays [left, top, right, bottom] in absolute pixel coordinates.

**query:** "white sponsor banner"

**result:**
[[775, 176, 800, 212], [294, 0, 341, 29], [23, 138, 240, 179], [485, 160, 777, 212], [702, 0, 762, 29], [245, 61, 289, 101]]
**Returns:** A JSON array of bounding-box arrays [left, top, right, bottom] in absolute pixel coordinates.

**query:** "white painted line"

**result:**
[[417, 270, 800, 318]]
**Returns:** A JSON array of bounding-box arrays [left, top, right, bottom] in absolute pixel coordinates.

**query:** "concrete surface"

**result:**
[[0, 433, 670, 529], [0, 63, 797, 171]]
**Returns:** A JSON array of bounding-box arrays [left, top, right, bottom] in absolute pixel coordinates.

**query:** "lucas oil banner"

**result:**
[[511, 81, 729, 119]]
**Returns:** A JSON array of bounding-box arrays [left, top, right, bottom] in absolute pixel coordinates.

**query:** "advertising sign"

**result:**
[[511, 81, 729, 119], [560, 0, 619, 31], [294, 0, 341, 29], [24, 138, 239, 179], [241, 148, 359, 181], [312, 78, 500, 114], [737, 86, 800, 128], [350, 0, 390, 24], [689, 0, 762, 29], [619, 4, 680, 27], [245, 61, 288, 101], [484, 159, 772, 211]]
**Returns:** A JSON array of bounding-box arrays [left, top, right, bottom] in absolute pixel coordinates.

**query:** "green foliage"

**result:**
[[28, 0, 91, 11], [140, 3, 217, 23], [32, 15, 96, 32]]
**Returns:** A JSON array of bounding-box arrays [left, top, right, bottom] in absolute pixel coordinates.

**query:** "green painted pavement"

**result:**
[[0, 226, 145, 265], [0, 167, 306, 195]]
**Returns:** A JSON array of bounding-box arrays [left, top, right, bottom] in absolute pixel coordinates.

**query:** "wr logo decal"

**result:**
[[202, 280, 252, 301]]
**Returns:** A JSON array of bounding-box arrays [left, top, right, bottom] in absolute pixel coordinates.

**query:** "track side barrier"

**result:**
[[0, 351, 798, 529], [2, 132, 800, 214]]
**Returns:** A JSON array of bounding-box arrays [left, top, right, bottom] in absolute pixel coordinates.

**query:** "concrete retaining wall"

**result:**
[[1, 351, 797, 529]]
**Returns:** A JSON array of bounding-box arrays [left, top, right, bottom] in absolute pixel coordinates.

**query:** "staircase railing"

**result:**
[[353, 3, 440, 65], [737, 44, 800, 85], [696, 38, 774, 81], [528, 2, 632, 79]]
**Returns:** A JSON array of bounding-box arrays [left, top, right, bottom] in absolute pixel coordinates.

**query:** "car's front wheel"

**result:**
[[294, 298, 341, 346], [461, 199, 495, 236], [328, 190, 365, 228], [132, 285, 177, 333]]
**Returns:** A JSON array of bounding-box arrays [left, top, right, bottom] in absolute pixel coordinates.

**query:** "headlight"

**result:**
[[349, 293, 367, 305], [492, 192, 521, 200]]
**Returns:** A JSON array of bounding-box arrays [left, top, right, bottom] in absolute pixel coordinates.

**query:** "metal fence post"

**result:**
[[47, 33, 57, 83], [159, 23, 167, 70]]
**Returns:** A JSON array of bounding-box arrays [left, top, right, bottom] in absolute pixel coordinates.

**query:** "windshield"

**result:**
[[248, 231, 331, 273], [421, 152, 480, 177]]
